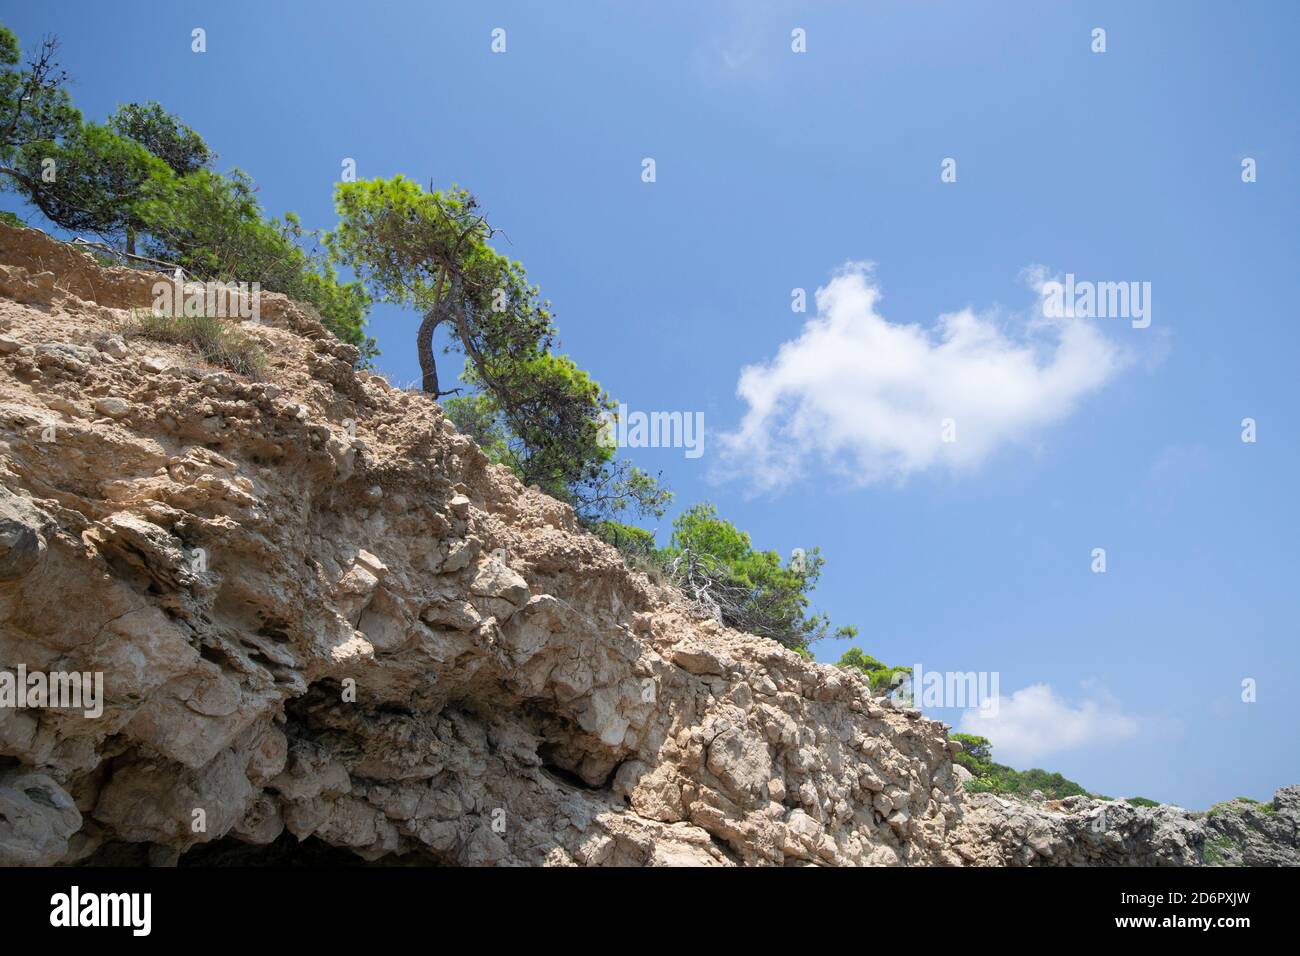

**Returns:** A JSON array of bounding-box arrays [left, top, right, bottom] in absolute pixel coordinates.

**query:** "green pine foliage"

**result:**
[[139, 170, 373, 359], [836, 647, 911, 691], [595, 503, 854, 652], [330, 174, 670, 523], [0, 22, 373, 358], [949, 733, 1091, 800], [4, 20, 860, 666]]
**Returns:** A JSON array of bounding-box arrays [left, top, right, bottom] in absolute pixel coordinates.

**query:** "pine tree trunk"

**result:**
[[417, 311, 441, 394]]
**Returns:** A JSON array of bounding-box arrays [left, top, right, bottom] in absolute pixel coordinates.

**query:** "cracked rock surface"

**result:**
[[953, 787, 1300, 867], [0, 223, 1294, 867]]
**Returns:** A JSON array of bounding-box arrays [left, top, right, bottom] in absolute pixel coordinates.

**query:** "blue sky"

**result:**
[[4, 1, 1297, 809]]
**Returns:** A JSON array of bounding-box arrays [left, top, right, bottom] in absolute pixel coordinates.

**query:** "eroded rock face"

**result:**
[[954, 793, 1204, 866], [0, 768, 82, 865], [0, 223, 1294, 867], [1200, 790, 1300, 867], [0, 224, 971, 866], [952, 787, 1300, 867]]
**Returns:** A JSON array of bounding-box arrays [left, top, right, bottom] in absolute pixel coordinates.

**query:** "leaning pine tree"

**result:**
[[327, 175, 669, 522]]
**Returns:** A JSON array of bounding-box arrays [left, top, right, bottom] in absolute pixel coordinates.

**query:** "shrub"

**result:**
[[949, 734, 1090, 800], [593, 520, 657, 559], [592, 520, 666, 582], [950, 733, 993, 763], [124, 309, 266, 379], [591, 503, 853, 653], [1207, 796, 1273, 817], [139, 171, 373, 361], [837, 647, 912, 692], [1204, 835, 1234, 865], [1126, 796, 1160, 808], [659, 503, 854, 650]]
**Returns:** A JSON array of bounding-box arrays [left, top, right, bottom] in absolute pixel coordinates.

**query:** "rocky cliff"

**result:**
[[0, 223, 1294, 867]]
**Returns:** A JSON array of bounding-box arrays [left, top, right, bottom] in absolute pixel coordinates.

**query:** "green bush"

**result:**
[[1125, 796, 1160, 808], [948, 734, 1091, 800], [658, 503, 855, 650], [139, 170, 373, 360], [951, 733, 993, 762], [1207, 796, 1273, 817], [593, 520, 657, 559], [0, 23, 373, 360], [1204, 835, 1234, 865], [591, 503, 853, 653], [837, 647, 911, 691]]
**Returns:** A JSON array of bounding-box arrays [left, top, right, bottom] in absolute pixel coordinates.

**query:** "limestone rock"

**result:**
[[0, 221, 1293, 868], [0, 770, 82, 866], [93, 396, 130, 418]]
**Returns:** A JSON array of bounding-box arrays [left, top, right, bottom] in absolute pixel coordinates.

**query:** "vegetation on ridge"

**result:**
[[0, 18, 854, 656], [0, 23, 372, 357], [836, 647, 912, 691], [949, 733, 1123, 803], [123, 309, 267, 379], [948, 734, 1090, 799], [592, 505, 859, 653], [327, 174, 670, 524]]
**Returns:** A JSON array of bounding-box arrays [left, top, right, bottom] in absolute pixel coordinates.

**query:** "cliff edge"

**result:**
[[0, 224, 1293, 867]]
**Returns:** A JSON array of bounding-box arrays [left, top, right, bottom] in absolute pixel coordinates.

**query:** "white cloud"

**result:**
[[717, 263, 1128, 490], [958, 683, 1139, 766]]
